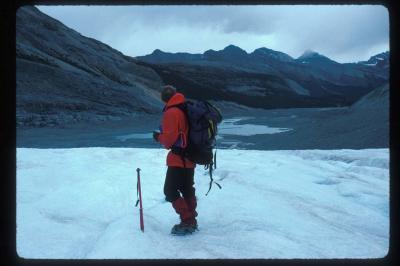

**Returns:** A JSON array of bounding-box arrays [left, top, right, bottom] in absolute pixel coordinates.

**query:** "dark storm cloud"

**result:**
[[272, 5, 389, 61], [37, 6, 280, 36], [36, 5, 388, 63]]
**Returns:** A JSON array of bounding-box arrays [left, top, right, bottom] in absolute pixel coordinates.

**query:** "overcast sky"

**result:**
[[36, 5, 389, 63]]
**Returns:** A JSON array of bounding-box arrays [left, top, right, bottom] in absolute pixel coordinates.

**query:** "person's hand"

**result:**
[[153, 131, 160, 142]]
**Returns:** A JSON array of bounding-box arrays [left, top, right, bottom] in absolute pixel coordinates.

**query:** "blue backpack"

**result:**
[[171, 100, 223, 195]]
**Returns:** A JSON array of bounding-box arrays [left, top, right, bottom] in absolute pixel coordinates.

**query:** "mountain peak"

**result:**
[[253, 47, 274, 53], [204, 49, 216, 53], [224, 44, 244, 50], [368, 51, 389, 61], [359, 51, 389, 68], [252, 47, 294, 62], [152, 49, 164, 55], [222, 45, 247, 55], [297, 50, 337, 64], [298, 50, 320, 60]]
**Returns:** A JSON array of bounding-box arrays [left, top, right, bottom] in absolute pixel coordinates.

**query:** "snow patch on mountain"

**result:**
[[285, 79, 310, 96]]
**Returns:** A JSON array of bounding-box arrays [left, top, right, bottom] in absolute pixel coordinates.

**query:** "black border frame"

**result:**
[[2, 0, 398, 265]]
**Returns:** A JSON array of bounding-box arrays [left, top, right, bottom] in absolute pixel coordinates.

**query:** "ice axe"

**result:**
[[135, 168, 144, 232]]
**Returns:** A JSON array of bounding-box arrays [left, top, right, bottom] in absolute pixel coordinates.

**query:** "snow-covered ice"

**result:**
[[16, 148, 389, 259]]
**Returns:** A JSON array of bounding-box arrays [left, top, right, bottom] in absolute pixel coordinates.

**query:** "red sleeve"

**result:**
[[158, 108, 180, 149]]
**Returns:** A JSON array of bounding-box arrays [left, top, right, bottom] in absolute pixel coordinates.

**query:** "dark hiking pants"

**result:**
[[164, 167, 195, 202]]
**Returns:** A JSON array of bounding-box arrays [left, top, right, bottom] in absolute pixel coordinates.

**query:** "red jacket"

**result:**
[[158, 93, 195, 168]]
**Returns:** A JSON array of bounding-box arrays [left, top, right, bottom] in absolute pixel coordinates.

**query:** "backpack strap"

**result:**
[[171, 146, 187, 168], [205, 162, 222, 196], [206, 139, 221, 196], [181, 153, 186, 168], [168, 103, 189, 168], [167, 102, 186, 114], [214, 148, 217, 169]]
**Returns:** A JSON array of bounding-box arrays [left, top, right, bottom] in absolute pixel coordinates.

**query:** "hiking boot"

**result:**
[[171, 221, 197, 235], [171, 197, 198, 235], [192, 218, 199, 230]]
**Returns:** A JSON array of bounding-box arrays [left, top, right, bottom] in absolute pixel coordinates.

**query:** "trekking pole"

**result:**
[[135, 168, 144, 232]]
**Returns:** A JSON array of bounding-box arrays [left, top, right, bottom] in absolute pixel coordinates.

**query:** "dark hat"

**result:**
[[161, 85, 177, 103]]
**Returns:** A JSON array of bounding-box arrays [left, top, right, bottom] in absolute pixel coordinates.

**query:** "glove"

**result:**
[[153, 131, 160, 142]]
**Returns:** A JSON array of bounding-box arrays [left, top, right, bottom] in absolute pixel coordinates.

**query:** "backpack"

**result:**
[[170, 100, 223, 195]]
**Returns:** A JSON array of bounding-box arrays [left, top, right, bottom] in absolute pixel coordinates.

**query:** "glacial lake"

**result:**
[[115, 117, 293, 149]]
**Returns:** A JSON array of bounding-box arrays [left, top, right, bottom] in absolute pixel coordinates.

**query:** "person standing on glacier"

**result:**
[[152, 85, 198, 235]]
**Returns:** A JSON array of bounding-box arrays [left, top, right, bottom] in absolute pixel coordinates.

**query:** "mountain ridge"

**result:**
[[16, 6, 390, 129], [136, 45, 388, 108], [138, 45, 388, 65]]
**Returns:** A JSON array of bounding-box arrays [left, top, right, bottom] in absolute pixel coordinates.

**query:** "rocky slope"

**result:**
[[16, 6, 164, 127], [351, 83, 389, 110]]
